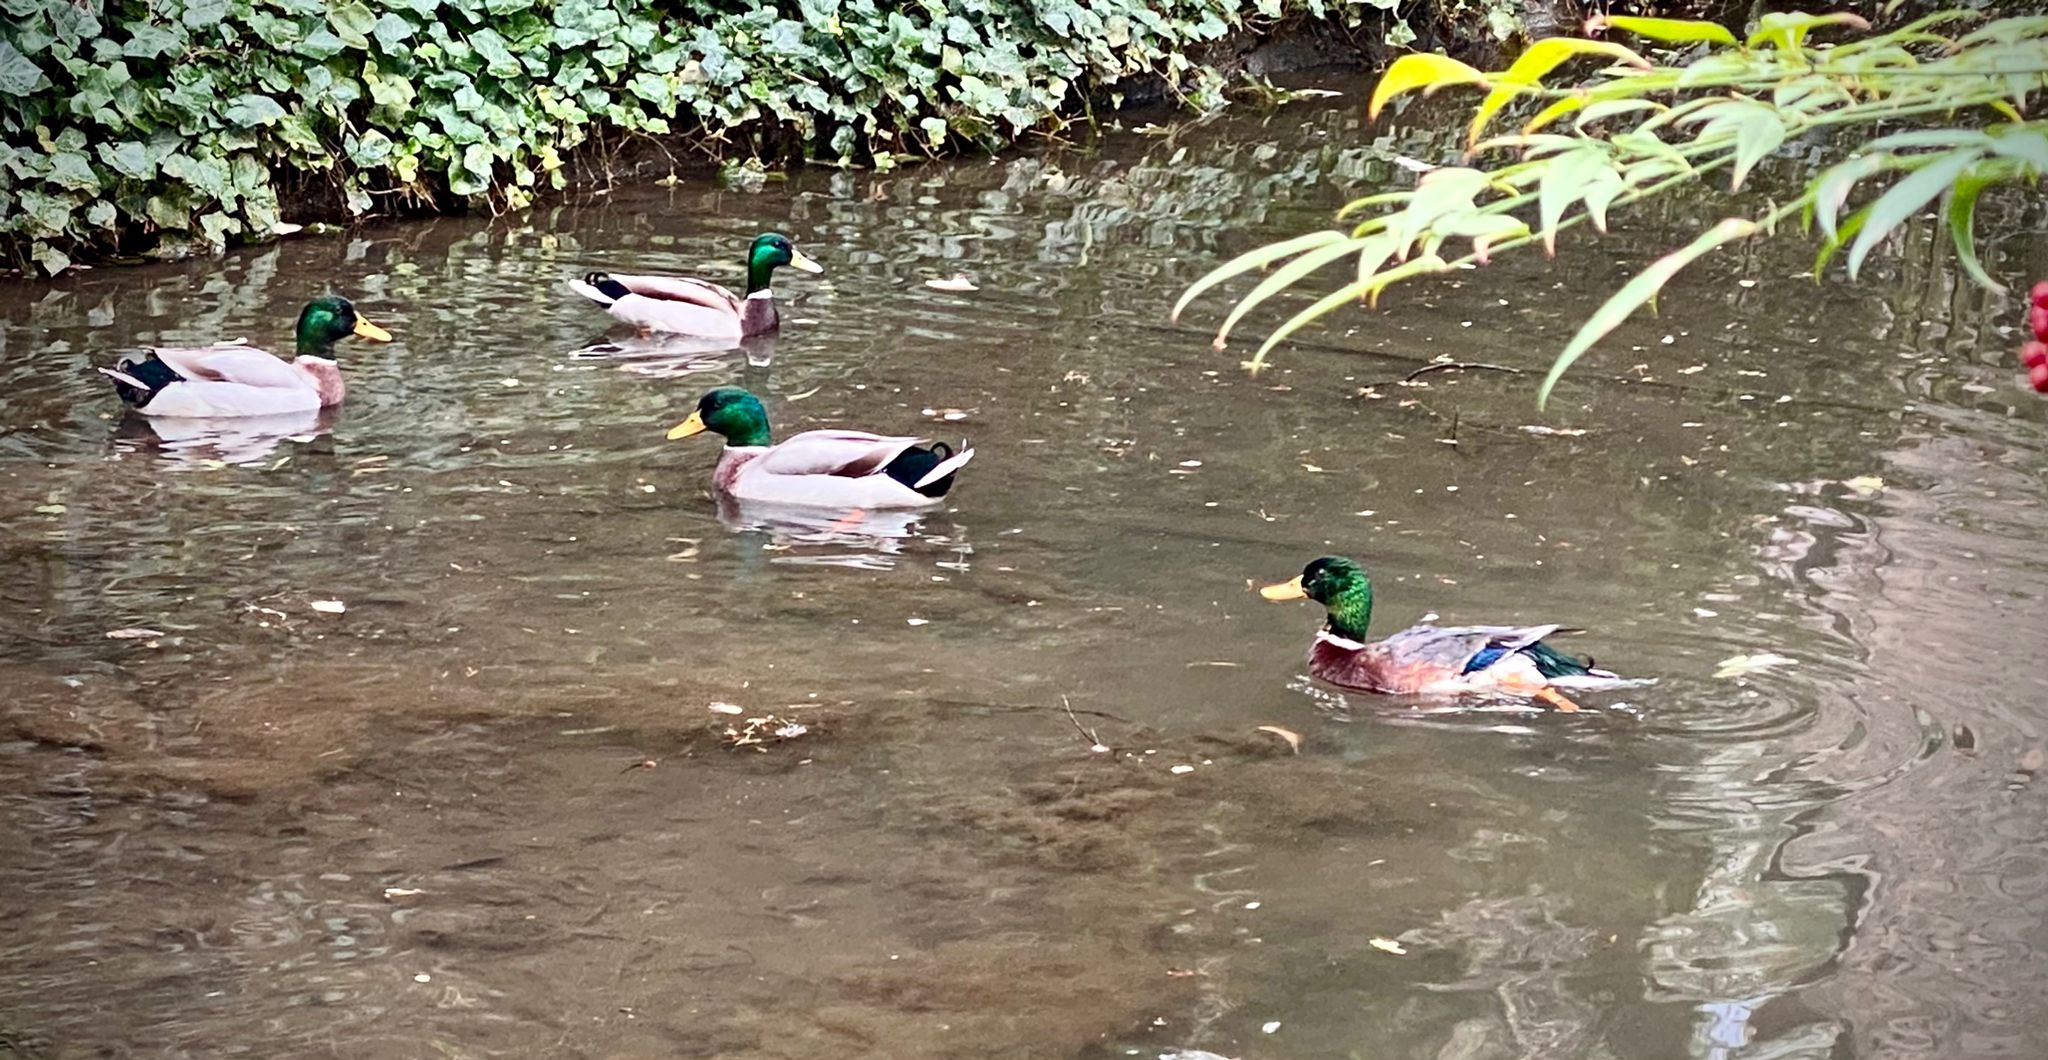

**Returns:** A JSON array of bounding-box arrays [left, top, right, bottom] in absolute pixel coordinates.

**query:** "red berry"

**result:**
[[2032, 305, 2048, 340], [2031, 362, 2048, 393], [2033, 280, 2048, 310], [2027, 341, 2048, 369]]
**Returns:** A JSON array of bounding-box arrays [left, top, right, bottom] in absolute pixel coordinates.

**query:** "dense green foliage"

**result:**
[[1177, 10, 2048, 406], [0, 0, 1393, 276]]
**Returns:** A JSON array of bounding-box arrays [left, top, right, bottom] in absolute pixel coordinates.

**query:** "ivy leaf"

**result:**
[[223, 93, 288, 127], [163, 151, 232, 198], [0, 39, 47, 95], [122, 22, 187, 59], [97, 140, 155, 179], [35, 242, 71, 276], [181, 0, 229, 30], [85, 200, 117, 228], [18, 190, 75, 235], [301, 26, 346, 60], [327, 0, 378, 49], [373, 13, 416, 51], [47, 150, 100, 192]]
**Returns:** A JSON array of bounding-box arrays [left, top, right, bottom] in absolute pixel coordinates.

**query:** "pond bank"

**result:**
[[2, 0, 1518, 277]]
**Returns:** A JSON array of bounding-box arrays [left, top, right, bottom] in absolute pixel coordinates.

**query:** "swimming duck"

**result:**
[[667, 387, 974, 509], [97, 296, 391, 417], [1260, 556, 1633, 711], [568, 232, 823, 339]]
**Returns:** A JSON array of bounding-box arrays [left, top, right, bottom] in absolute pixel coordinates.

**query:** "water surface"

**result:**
[[4, 77, 2048, 1059]]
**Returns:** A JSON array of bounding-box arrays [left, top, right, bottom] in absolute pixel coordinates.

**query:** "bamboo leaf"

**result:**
[[1943, 172, 2001, 293], [1845, 148, 1982, 279], [1571, 99, 1663, 131], [1250, 255, 1450, 368], [1213, 237, 1365, 348], [1173, 230, 1347, 323], [1594, 15, 1739, 46], [1580, 166, 1627, 232], [1337, 189, 1413, 220], [1986, 127, 2048, 172], [1956, 15, 2048, 48], [1747, 12, 1871, 51], [1865, 129, 1993, 152], [1538, 147, 1609, 254], [1467, 38, 1650, 143], [1729, 107, 1787, 192], [1537, 219, 1758, 409], [1522, 94, 1587, 134], [1369, 54, 1488, 120], [1814, 205, 1871, 279], [1808, 153, 1889, 242]]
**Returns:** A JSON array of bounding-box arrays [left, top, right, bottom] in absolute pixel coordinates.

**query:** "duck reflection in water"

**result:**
[[715, 493, 966, 570], [112, 406, 338, 468], [567, 333, 778, 378]]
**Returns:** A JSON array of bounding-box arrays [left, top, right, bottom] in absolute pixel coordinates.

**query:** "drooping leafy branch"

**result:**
[[1175, 10, 2048, 407]]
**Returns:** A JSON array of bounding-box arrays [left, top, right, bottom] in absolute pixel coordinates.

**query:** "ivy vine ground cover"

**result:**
[[0, 0, 1383, 275]]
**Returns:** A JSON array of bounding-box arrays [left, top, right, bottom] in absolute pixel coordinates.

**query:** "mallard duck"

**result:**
[[667, 387, 974, 509], [96, 296, 391, 417], [1260, 556, 1634, 711], [568, 232, 823, 339]]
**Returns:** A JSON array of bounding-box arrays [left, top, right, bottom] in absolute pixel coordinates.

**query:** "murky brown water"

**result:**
[[5, 78, 2048, 1059]]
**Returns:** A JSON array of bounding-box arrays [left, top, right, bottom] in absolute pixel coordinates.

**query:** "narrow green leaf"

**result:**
[[1250, 255, 1450, 368], [1986, 127, 2048, 173], [1172, 230, 1347, 323], [1537, 147, 1607, 254], [1809, 153, 1889, 242], [1943, 173, 2000, 293], [1727, 108, 1786, 192], [1813, 205, 1870, 279], [1845, 148, 1982, 279], [1580, 166, 1627, 232], [1214, 237, 1364, 349], [1595, 15, 1738, 45], [1537, 218, 1758, 409], [1865, 129, 1993, 152]]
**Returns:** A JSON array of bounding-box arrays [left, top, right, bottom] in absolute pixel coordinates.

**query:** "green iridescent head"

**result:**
[[294, 295, 392, 356], [744, 232, 823, 294], [1262, 555, 1375, 640], [667, 386, 773, 447]]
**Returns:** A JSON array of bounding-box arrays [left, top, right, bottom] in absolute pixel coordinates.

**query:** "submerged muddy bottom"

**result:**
[[5, 78, 2048, 1059]]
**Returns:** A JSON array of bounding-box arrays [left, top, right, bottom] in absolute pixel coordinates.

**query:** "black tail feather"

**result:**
[[106, 353, 183, 408], [584, 272, 632, 300], [883, 441, 958, 498]]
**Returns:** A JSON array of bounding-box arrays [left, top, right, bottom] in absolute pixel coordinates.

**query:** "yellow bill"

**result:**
[[666, 410, 707, 440], [353, 317, 393, 342], [1259, 576, 1306, 601], [789, 248, 825, 274]]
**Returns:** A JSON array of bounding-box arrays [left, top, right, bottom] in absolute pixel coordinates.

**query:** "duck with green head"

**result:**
[[666, 386, 974, 509], [569, 232, 824, 340], [97, 295, 392, 417], [1260, 555, 1638, 711]]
